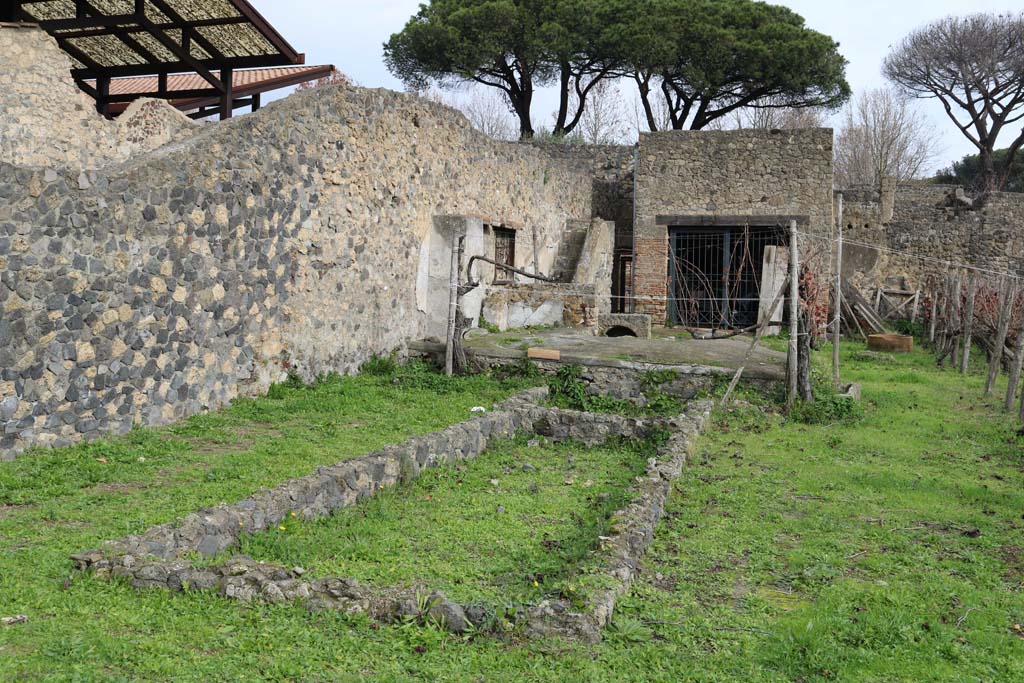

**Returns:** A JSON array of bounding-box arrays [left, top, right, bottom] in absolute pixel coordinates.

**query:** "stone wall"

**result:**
[[531, 144, 636, 308], [0, 26, 195, 168], [633, 129, 835, 323], [842, 183, 1024, 291], [1, 73, 594, 457]]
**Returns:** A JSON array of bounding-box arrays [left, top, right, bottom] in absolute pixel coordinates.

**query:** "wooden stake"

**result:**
[[722, 282, 789, 408], [960, 273, 977, 374], [1005, 290, 1024, 412], [985, 278, 1012, 396], [444, 235, 462, 377], [928, 277, 938, 346], [787, 220, 799, 411], [833, 194, 843, 387]]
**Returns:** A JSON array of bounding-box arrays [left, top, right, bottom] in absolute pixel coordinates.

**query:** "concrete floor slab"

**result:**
[[415, 328, 786, 381]]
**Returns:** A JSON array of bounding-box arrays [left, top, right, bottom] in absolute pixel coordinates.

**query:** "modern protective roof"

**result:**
[[10, 0, 305, 79], [5, 1, 333, 119], [96, 64, 335, 115]]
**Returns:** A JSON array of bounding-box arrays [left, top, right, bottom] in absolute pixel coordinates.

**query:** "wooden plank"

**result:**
[[527, 348, 562, 361], [757, 245, 787, 336]]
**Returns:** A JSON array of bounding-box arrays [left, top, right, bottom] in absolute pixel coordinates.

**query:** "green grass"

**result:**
[[1, 346, 1023, 681], [232, 436, 655, 605]]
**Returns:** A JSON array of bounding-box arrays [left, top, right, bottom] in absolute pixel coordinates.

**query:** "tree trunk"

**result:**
[[980, 147, 999, 194], [552, 63, 571, 137], [634, 72, 660, 132]]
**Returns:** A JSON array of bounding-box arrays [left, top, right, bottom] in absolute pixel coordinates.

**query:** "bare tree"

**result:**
[[416, 87, 518, 142], [568, 80, 629, 145], [458, 89, 518, 141], [884, 12, 1024, 193], [834, 87, 942, 188], [711, 95, 828, 130]]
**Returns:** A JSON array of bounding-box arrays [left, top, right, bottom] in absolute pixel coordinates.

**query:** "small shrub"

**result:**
[[361, 354, 398, 377], [549, 364, 589, 407], [266, 370, 304, 400], [790, 393, 863, 425], [893, 319, 924, 338], [478, 320, 501, 334]]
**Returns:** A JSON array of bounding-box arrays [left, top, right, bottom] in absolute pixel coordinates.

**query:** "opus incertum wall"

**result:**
[[0, 29, 594, 459], [841, 183, 1024, 291]]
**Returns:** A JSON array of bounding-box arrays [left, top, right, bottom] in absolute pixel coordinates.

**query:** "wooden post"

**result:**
[[444, 235, 462, 377], [960, 273, 977, 374], [950, 274, 958, 366], [833, 193, 843, 388], [96, 76, 110, 118], [928, 276, 939, 346], [722, 282, 789, 407], [787, 220, 800, 411], [1005, 290, 1024, 412], [219, 68, 234, 120], [986, 278, 1013, 395]]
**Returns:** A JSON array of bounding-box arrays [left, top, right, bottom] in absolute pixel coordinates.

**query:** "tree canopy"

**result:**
[[935, 149, 1024, 194], [884, 12, 1024, 194], [384, 0, 850, 139], [621, 0, 850, 131]]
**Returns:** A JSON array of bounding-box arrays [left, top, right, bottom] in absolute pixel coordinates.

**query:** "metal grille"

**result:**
[[613, 252, 633, 313], [668, 225, 785, 329]]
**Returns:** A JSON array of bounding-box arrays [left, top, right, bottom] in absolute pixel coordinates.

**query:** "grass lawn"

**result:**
[[1, 345, 1023, 682], [233, 436, 656, 605]]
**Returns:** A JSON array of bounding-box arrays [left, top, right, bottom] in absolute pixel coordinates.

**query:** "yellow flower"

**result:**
[[532, 580, 539, 587], [291, 512, 297, 518], [278, 525, 286, 531]]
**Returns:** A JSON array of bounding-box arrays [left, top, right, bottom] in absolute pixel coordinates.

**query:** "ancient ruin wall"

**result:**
[[0, 26, 195, 169], [633, 128, 834, 322], [842, 184, 1024, 289], [0, 83, 593, 458]]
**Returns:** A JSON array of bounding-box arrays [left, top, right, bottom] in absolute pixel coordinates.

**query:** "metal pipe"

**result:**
[[465, 255, 561, 287]]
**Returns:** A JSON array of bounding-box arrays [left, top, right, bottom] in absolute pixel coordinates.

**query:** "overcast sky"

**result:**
[[257, 1, 1022, 172]]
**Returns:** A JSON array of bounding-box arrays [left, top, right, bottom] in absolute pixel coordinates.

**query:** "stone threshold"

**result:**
[[72, 388, 712, 642]]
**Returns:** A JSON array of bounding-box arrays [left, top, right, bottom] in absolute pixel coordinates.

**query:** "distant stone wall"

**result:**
[[842, 183, 1024, 290], [0, 26, 195, 168], [633, 129, 835, 323], [532, 144, 636, 244], [1, 81, 593, 458]]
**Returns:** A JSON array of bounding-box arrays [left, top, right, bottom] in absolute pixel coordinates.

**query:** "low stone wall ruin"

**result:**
[[71, 387, 712, 643]]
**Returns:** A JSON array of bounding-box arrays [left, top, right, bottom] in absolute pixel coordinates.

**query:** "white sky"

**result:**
[[256, 0, 1023, 171]]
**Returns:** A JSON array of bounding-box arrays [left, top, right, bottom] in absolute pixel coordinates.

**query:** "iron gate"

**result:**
[[667, 225, 785, 329]]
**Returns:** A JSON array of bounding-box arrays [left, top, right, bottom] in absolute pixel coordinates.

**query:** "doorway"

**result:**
[[667, 224, 785, 329]]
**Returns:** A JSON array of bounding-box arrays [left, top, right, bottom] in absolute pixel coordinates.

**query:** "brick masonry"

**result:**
[[633, 129, 835, 324]]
